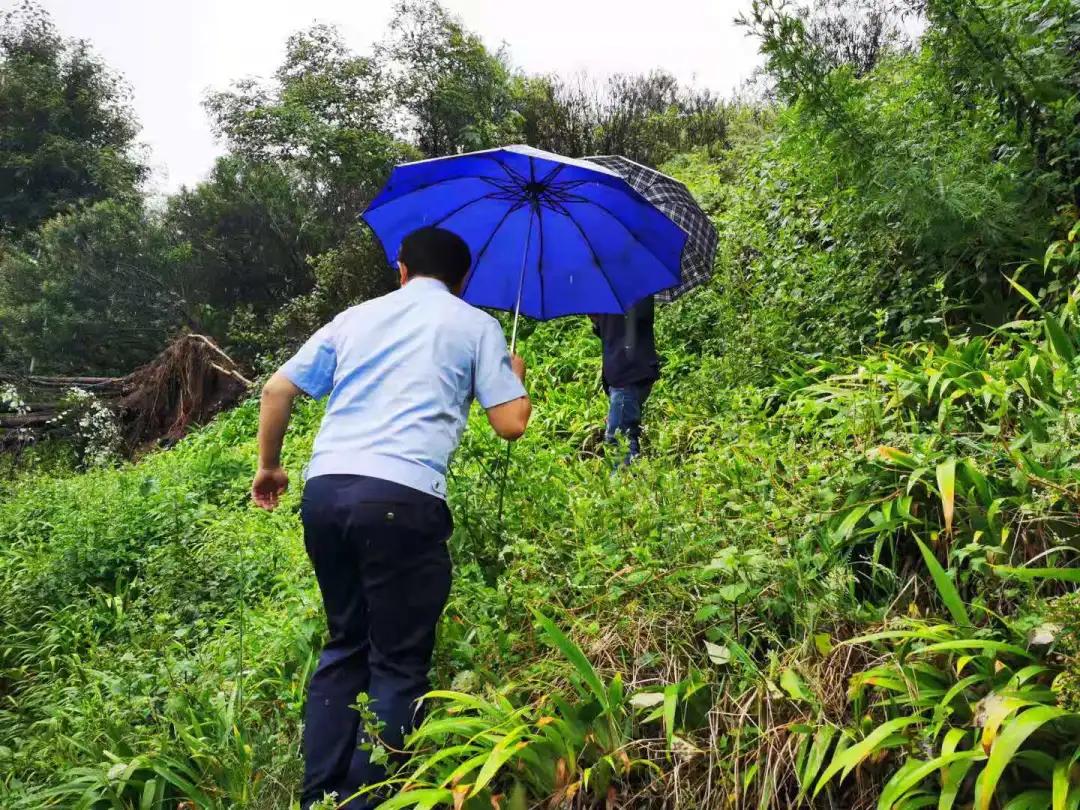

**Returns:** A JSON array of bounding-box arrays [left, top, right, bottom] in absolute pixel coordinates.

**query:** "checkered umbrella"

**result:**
[[585, 155, 717, 302]]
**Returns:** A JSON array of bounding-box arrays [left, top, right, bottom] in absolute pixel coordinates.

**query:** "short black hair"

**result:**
[[398, 227, 472, 288]]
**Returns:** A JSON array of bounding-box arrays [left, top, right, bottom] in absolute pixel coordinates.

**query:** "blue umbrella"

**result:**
[[362, 145, 687, 350]]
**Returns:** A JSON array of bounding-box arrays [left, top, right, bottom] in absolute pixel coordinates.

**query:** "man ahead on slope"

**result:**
[[590, 295, 659, 466], [250, 226, 531, 810]]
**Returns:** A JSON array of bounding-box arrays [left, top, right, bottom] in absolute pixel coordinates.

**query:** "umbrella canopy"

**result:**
[[585, 155, 718, 302], [362, 145, 688, 321]]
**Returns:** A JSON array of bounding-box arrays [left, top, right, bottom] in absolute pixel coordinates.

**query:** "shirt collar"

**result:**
[[404, 276, 450, 294]]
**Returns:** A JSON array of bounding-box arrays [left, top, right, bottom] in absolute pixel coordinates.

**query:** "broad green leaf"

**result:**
[[974, 705, 1069, 810], [992, 566, 1080, 584], [959, 459, 991, 507], [932, 675, 983, 737], [405, 744, 485, 785], [814, 633, 833, 656], [629, 692, 664, 709], [877, 757, 926, 810], [879, 751, 985, 810], [469, 725, 530, 797], [914, 537, 970, 627], [1004, 274, 1041, 311], [876, 446, 919, 470], [815, 716, 921, 797], [1044, 314, 1076, 362], [918, 639, 1035, 661], [440, 752, 488, 789], [1053, 748, 1080, 810], [718, 583, 749, 602], [1003, 790, 1053, 810], [422, 690, 503, 719], [532, 610, 608, 707], [374, 787, 455, 809], [663, 683, 678, 752], [780, 668, 814, 703], [939, 757, 979, 810], [975, 693, 1031, 753], [139, 778, 158, 810], [836, 504, 871, 540], [936, 458, 956, 536], [507, 781, 528, 810], [705, 642, 731, 665], [798, 725, 836, 799]]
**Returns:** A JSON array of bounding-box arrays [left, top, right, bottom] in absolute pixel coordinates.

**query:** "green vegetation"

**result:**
[[2, 0, 1079, 808]]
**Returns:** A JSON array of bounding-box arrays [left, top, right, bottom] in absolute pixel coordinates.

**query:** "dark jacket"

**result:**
[[590, 296, 659, 390]]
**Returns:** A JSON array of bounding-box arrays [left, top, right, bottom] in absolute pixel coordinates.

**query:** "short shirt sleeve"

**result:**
[[474, 317, 527, 409], [279, 319, 338, 398]]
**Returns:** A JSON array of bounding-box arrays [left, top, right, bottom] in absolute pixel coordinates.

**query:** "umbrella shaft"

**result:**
[[508, 214, 534, 354]]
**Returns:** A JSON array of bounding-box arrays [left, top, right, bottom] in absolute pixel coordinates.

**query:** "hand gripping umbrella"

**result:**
[[362, 144, 689, 353]]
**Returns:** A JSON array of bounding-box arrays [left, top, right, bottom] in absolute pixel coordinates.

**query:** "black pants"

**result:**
[[300, 475, 453, 809]]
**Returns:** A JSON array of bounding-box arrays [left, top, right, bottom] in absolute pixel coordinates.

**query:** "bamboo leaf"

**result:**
[[470, 725, 530, 797], [532, 610, 608, 707], [975, 693, 1031, 753], [780, 668, 814, 703], [798, 725, 837, 799], [974, 705, 1069, 810], [936, 458, 956, 536], [663, 683, 678, 752], [875, 446, 919, 470], [918, 639, 1035, 660], [1044, 314, 1076, 362], [815, 717, 921, 797], [914, 537, 970, 627], [992, 566, 1080, 584], [1053, 748, 1080, 810], [1003, 790, 1053, 810], [375, 788, 455, 809], [879, 751, 985, 810], [1003, 274, 1041, 311]]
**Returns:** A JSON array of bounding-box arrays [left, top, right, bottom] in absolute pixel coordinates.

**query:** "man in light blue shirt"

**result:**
[[251, 226, 531, 809]]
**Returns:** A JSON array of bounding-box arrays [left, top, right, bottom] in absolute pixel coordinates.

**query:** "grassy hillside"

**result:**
[[2, 214, 1078, 807]]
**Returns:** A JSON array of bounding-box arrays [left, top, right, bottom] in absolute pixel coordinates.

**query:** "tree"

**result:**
[[0, 200, 183, 374], [803, 0, 911, 77], [0, 2, 145, 241], [204, 23, 405, 224], [381, 0, 522, 157], [186, 26, 412, 358], [514, 71, 730, 166]]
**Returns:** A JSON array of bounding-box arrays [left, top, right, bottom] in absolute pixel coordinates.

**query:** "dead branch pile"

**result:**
[[0, 334, 253, 452]]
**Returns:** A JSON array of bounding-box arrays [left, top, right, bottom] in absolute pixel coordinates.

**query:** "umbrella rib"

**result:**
[[483, 153, 529, 186], [462, 200, 527, 294], [431, 193, 500, 228], [566, 199, 681, 287], [364, 175, 491, 214], [536, 162, 566, 188], [561, 209, 627, 313]]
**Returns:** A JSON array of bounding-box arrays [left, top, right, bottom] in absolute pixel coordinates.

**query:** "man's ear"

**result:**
[[397, 261, 408, 287]]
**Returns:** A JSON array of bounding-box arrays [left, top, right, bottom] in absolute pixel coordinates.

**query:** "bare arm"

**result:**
[[251, 371, 303, 510], [485, 354, 531, 441]]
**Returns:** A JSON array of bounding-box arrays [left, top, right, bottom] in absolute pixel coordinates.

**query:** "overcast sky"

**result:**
[[26, 0, 763, 193]]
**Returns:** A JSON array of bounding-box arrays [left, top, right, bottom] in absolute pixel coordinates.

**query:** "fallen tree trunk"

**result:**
[[1, 334, 254, 453]]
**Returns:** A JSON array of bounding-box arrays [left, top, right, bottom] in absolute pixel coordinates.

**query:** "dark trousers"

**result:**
[[300, 474, 453, 810], [605, 382, 653, 462]]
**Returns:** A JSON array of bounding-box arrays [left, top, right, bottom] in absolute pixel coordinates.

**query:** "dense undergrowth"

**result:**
[[1, 223, 1078, 808]]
